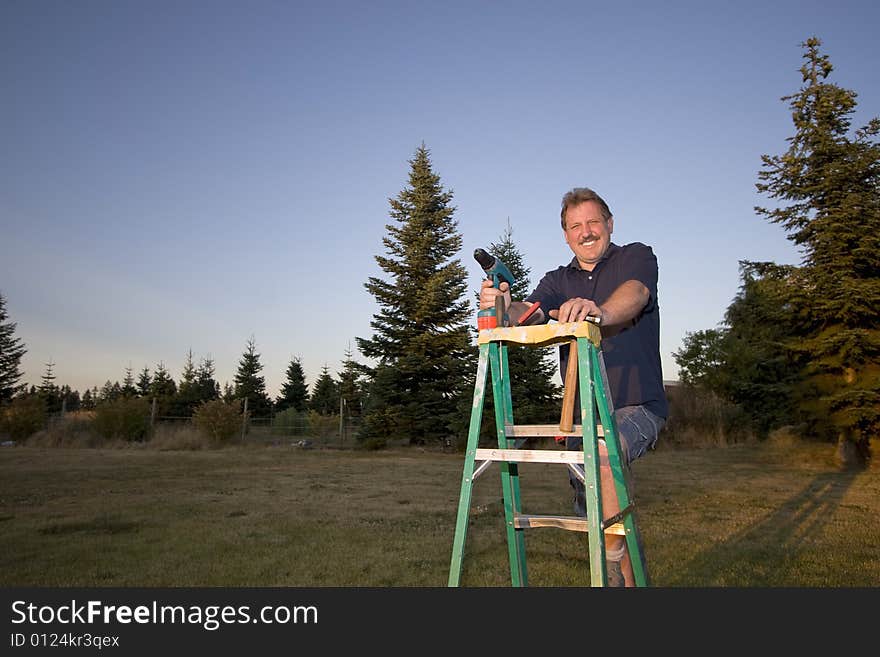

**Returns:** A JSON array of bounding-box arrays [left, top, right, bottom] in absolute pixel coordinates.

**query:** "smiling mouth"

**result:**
[[579, 238, 599, 247]]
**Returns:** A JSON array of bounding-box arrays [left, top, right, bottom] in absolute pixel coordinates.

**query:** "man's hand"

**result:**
[[549, 298, 603, 324], [479, 278, 511, 310], [547, 281, 650, 326]]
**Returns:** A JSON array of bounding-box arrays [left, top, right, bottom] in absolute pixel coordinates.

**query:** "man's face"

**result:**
[[563, 201, 614, 270]]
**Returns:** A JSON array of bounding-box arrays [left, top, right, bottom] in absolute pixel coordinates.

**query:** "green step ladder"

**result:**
[[448, 321, 648, 587]]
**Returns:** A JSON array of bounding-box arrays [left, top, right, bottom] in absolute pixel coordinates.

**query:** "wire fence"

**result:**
[[38, 405, 363, 449], [152, 414, 363, 449]]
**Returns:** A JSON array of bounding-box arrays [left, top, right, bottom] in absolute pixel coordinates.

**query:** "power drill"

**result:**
[[474, 248, 515, 329]]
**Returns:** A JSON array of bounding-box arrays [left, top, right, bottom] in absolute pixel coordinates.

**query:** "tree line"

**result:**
[[0, 328, 360, 423]]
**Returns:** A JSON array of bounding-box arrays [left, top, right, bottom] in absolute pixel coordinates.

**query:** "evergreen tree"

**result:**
[[338, 344, 365, 421], [39, 361, 62, 413], [276, 356, 309, 412], [755, 37, 880, 465], [121, 365, 137, 397], [99, 380, 122, 403], [60, 385, 81, 412], [233, 337, 272, 418], [0, 291, 27, 402], [485, 221, 560, 425], [136, 366, 152, 397], [356, 144, 474, 444], [674, 261, 807, 436], [81, 388, 95, 410], [310, 364, 340, 415], [196, 356, 220, 403], [175, 349, 201, 416], [150, 362, 177, 415]]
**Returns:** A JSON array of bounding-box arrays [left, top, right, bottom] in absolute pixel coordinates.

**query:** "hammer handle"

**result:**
[[559, 340, 578, 433], [494, 293, 506, 327]]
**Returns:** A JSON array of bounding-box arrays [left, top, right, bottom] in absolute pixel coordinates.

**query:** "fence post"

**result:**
[[241, 397, 249, 441], [150, 397, 157, 428], [339, 397, 345, 445]]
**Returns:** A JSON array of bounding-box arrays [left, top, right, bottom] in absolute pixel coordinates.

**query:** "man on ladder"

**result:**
[[479, 187, 668, 587]]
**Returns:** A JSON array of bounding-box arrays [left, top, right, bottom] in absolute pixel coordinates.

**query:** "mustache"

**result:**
[[578, 235, 601, 245]]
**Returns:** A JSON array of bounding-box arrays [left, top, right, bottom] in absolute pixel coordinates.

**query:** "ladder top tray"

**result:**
[[477, 320, 601, 347]]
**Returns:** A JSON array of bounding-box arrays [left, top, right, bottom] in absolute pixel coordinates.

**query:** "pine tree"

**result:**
[[175, 349, 201, 416], [755, 37, 880, 466], [233, 337, 272, 418], [99, 380, 122, 403], [673, 261, 807, 436], [196, 356, 220, 403], [276, 356, 309, 412], [310, 364, 339, 415], [122, 364, 137, 397], [136, 367, 152, 397], [150, 362, 177, 415], [0, 292, 27, 402], [338, 345, 365, 421], [60, 385, 80, 412], [356, 144, 474, 445], [81, 388, 95, 410], [39, 361, 62, 413]]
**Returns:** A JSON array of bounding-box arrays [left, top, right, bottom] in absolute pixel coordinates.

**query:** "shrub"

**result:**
[[148, 423, 210, 451], [308, 411, 339, 439], [661, 384, 754, 448], [93, 397, 151, 442], [271, 407, 310, 436], [0, 395, 47, 441], [28, 413, 102, 448], [192, 399, 242, 446]]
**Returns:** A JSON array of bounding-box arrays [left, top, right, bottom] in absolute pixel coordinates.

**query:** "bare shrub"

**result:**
[[148, 422, 210, 451], [27, 414, 103, 448], [192, 399, 242, 446]]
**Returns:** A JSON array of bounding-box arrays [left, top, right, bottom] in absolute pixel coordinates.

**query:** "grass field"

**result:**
[[1, 440, 878, 587]]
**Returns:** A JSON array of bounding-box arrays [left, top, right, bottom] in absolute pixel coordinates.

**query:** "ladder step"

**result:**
[[475, 448, 587, 464], [514, 514, 626, 535], [505, 424, 605, 438]]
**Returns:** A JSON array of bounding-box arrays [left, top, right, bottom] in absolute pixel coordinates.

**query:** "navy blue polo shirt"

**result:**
[[525, 242, 668, 419]]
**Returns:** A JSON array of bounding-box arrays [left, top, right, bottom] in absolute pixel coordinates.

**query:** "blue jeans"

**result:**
[[567, 404, 665, 517]]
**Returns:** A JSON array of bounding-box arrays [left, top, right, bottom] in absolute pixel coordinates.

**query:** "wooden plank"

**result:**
[[478, 320, 601, 347], [475, 448, 587, 464], [504, 424, 605, 438], [514, 514, 626, 535]]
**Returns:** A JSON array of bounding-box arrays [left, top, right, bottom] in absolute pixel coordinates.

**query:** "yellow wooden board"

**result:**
[[477, 320, 601, 347]]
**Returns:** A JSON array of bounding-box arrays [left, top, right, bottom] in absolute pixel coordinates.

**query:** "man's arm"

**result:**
[[548, 279, 649, 326]]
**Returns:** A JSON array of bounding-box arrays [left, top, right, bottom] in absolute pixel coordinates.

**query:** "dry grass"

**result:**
[[0, 439, 877, 587]]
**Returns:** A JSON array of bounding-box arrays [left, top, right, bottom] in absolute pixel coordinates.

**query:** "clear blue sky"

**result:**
[[2, 0, 878, 398]]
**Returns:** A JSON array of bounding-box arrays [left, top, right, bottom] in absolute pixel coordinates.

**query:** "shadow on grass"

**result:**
[[665, 470, 859, 586]]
